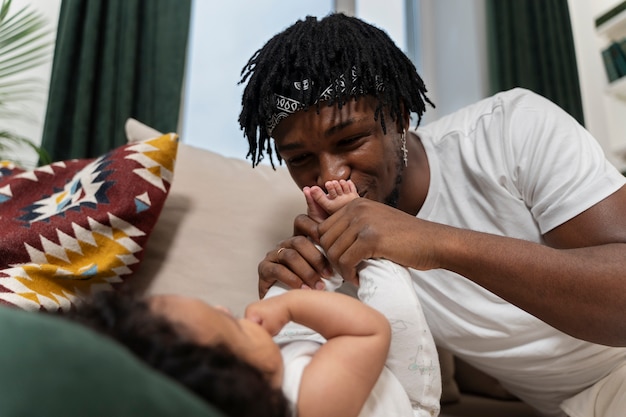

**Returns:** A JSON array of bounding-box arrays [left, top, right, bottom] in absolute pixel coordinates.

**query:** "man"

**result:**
[[239, 13, 626, 417]]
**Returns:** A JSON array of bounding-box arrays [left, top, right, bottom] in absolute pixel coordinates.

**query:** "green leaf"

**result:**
[[0, 0, 52, 167]]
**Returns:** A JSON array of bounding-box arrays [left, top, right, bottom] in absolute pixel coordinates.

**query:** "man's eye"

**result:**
[[339, 136, 363, 147], [287, 154, 311, 166]]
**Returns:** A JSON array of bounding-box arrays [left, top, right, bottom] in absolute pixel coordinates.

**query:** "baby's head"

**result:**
[[149, 293, 284, 388], [63, 291, 289, 417]]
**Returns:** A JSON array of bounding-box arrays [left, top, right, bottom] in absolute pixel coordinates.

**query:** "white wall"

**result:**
[[356, 0, 406, 50], [181, 0, 334, 162], [569, 0, 626, 170], [352, 0, 489, 127], [417, 0, 489, 125]]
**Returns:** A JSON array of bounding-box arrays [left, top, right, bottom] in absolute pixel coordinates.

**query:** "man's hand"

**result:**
[[257, 214, 333, 298], [318, 198, 443, 283], [258, 198, 443, 298]]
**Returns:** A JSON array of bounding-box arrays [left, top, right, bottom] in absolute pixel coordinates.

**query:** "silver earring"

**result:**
[[401, 130, 408, 167]]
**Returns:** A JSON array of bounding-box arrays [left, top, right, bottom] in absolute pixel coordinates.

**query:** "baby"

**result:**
[[64, 283, 408, 417], [268, 179, 441, 417]]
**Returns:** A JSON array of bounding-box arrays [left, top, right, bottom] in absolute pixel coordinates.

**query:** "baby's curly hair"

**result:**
[[239, 13, 433, 168], [62, 291, 290, 417]]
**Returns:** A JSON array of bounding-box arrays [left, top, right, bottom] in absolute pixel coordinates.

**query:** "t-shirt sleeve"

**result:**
[[501, 89, 625, 233]]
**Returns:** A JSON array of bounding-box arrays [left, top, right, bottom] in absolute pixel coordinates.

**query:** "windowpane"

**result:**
[[181, 0, 333, 162]]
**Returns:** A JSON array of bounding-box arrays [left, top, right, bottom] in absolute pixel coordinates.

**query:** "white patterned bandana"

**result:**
[[266, 67, 384, 136]]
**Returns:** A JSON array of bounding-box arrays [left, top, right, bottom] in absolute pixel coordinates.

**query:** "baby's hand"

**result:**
[[244, 295, 292, 336]]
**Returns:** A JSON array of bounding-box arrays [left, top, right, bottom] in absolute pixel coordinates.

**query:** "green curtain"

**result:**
[[40, 0, 191, 161], [486, 0, 585, 125]]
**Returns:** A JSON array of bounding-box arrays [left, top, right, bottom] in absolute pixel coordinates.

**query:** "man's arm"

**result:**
[[258, 184, 626, 346], [316, 186, 626, 346], [245, 290, 391, 417], [443, 186, 626, 346]]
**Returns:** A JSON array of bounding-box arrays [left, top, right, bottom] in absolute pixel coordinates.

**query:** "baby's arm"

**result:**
[[245, 289, 390, 417]]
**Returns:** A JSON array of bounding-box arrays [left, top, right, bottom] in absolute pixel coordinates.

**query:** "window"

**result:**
[[181, 0, 333, 162]]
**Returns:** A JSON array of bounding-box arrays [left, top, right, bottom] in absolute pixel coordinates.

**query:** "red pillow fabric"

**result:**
[[0, 133, 178, 311]]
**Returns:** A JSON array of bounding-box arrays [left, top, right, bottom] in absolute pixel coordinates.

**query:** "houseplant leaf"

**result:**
[[0, 0, 51, 167]]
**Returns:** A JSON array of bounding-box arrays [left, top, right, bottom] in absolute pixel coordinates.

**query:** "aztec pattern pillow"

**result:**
[[0, 132, 178, 311]]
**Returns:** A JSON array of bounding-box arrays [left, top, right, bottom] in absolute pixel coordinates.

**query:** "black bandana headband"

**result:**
[[266, 67, 384, 137]]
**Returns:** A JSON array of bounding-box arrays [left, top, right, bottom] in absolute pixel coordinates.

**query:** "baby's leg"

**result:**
[[305, 179, 358, 222], [357, 260, 441, 416]]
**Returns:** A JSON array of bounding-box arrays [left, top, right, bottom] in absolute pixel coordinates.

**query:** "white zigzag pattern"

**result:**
[[132, 168, 167, 192], [0, 213, 145, 311], [124, 135, 175, 192], [0, 265, 122, 311], [20, 214, 145, 267]]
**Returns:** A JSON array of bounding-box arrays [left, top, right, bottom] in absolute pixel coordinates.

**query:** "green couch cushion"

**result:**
[[0, 306, 223, 417]]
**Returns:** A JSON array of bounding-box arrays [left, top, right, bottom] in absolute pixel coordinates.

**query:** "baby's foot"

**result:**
[[305, 179, 359, 222], [304, 186, 328, 223], [323, 179, 359, 211]]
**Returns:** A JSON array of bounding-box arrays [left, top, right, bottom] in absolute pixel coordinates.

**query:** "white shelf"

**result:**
[[595, 3, 626, 168], [607, 75, 626, 100], [596, 8, 626, 40], [597, 4, 626, 103]]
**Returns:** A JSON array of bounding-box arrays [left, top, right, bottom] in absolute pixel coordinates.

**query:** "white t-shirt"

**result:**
[[280, 340, 416, 417], [412, 88, 626, 417], [270, 257, 440, 417]]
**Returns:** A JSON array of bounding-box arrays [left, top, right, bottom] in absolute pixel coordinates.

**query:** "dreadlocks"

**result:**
[[238, 13, 434, 168]]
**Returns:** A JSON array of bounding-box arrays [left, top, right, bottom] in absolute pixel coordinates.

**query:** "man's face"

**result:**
[[272, 96, 405, 206]]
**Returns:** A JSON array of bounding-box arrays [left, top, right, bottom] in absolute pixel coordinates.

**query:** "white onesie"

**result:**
[[268, 257, 441, 417]]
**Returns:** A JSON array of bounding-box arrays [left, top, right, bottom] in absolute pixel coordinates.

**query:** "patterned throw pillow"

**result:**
[[0, 132, 178, 311]]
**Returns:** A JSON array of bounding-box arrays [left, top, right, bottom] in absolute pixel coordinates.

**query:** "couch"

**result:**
[[0, 119, 541, 416]]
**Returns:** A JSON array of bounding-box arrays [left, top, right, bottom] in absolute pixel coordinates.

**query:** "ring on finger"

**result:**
[[277, 247, 286, 256]]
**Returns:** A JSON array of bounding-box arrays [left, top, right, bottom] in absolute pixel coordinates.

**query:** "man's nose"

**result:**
[[317, 154, 349, 188]]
